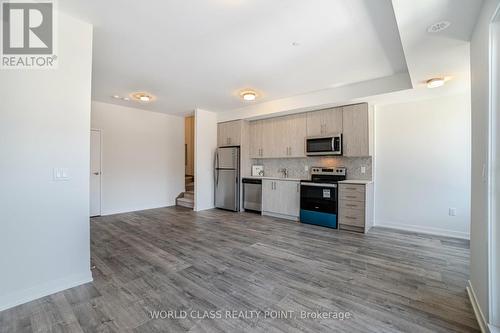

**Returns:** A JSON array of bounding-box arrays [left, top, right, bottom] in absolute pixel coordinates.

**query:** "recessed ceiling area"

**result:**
[[59, 0, 408, 115]]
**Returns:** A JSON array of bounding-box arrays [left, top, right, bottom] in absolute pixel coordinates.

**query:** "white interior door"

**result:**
[[90, 130, 101, 217]]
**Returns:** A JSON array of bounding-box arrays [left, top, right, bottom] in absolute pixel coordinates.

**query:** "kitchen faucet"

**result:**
[[279, 168, 289, 178]]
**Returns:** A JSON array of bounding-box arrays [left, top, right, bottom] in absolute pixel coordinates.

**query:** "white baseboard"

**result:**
[[0, 271, 93, 312], [101, 202, 176, 216], [194, 204, 215, 212], [467, 280, 489, 333], [262, 211, 299, 222], [374, 221, 470, 240], [490, 325, 500, 333]]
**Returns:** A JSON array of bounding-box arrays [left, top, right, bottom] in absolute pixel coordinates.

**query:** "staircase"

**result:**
[[176, 175, 194, 209]]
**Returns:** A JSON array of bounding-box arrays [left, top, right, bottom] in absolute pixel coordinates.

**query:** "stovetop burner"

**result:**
[[301, 167, 347, 184]]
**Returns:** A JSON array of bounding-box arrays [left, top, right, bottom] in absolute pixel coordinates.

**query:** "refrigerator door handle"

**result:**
[[214, 152, 219, 186]]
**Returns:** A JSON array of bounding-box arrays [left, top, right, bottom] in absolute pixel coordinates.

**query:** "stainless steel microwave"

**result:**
[[305, 134, 342, 156]]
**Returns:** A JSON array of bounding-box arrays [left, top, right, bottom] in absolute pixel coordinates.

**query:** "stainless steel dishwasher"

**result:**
[[243, 178, 262, 212]]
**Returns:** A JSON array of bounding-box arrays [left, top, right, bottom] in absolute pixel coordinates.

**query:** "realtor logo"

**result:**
[[1, 0, 57, 69]]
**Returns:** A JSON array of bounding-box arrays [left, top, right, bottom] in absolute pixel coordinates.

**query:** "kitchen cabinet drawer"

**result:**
[[340, 190, 365, 202], [339, 208, 365, 227], [340, 200, 365, 211], [339, 184, 365, 193], [338, 182, 373, 233]]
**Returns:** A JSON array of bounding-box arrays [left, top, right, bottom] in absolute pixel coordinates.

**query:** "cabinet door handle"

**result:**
[[345, 195, 357, 199], [296, 183, 299, 192]]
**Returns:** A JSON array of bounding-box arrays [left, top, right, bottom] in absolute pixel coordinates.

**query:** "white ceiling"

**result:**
[[216, 0, 484, 122], [59, 0, 408, 115]]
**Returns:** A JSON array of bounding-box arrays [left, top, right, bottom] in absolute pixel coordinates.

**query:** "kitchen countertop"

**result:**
[[244, 177, 373, 184], [338, 180, 373, 185], [243, 176, 306, 182]]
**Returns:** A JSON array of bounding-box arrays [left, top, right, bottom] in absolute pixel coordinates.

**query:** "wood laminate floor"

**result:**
[[0, 207, 478, 333]]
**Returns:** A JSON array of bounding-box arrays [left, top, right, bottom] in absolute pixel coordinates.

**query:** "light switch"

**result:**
[[304, 165, 309, 172], [449, 208, 457, 216], [53, 168, 70, 181], [361, 166, 366, 174]]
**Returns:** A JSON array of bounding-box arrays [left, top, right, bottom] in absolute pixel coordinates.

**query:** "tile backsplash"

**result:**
[[251, 156, 372, 180]]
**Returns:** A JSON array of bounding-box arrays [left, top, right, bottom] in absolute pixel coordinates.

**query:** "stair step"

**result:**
[[176, 197, 194, 209], [186, 182, 194, 191], [184, 191, 194, 199]]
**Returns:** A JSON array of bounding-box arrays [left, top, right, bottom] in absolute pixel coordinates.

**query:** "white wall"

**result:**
[[374, 94, 471, 239], [492, 15, 500, 329], [0, 13, 93, 311], [469, 0, 500, 327], [194, 108, 218, 211], [91, 102, 185, 215]]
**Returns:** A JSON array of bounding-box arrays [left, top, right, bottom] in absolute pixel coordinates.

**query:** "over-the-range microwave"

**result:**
[[305, 134, 342, 156]]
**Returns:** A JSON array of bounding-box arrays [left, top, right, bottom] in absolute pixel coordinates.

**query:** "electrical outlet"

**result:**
[[361, 166, 366, 174], [449, 208, 457, 217], [304, 165, 309, 172]]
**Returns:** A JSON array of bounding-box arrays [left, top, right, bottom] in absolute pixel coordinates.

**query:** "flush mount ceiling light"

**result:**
[[426, 78, 446, 88], [240, 90, 257, 101], [112, 95, 121, 99], [131, 92, 155, 103], [427, 21, 451, 33]]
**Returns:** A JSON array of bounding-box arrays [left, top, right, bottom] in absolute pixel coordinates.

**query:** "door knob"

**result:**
[[93, 172, 100, 175]]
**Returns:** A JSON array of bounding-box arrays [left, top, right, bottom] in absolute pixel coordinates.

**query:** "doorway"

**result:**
[[90, 129, 102, 217], [175, 116, 195, 209]]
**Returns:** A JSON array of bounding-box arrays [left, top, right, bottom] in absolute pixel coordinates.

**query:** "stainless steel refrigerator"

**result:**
[[214, 147, 240, 211]]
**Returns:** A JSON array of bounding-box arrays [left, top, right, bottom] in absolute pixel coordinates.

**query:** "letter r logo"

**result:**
[[2, 2, 53, 54]]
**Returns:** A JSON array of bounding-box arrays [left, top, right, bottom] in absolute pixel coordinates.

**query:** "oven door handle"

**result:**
[[300, 183, 337, 188]]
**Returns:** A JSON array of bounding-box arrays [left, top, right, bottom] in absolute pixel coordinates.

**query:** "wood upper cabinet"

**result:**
[[254, 114, 306, 158], [261, 119, 275, 158], [218, 120, 242, 147], [284, 114, 307, 158], [248, 103, 371, 158], [342, 103, 371, 157], [249, 120, 264, 158], [306, 107, 343, 137]]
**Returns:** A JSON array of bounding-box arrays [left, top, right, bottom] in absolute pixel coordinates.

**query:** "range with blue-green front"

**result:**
[[299, 167, 346, 229], [300, 209, 337, 228]]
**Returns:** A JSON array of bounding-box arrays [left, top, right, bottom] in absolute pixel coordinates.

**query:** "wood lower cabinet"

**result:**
[[262, 179, 300, 220], [306, 107, 343, 136], [338, 182, 374, 233], [218, 120, 242, 147]]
